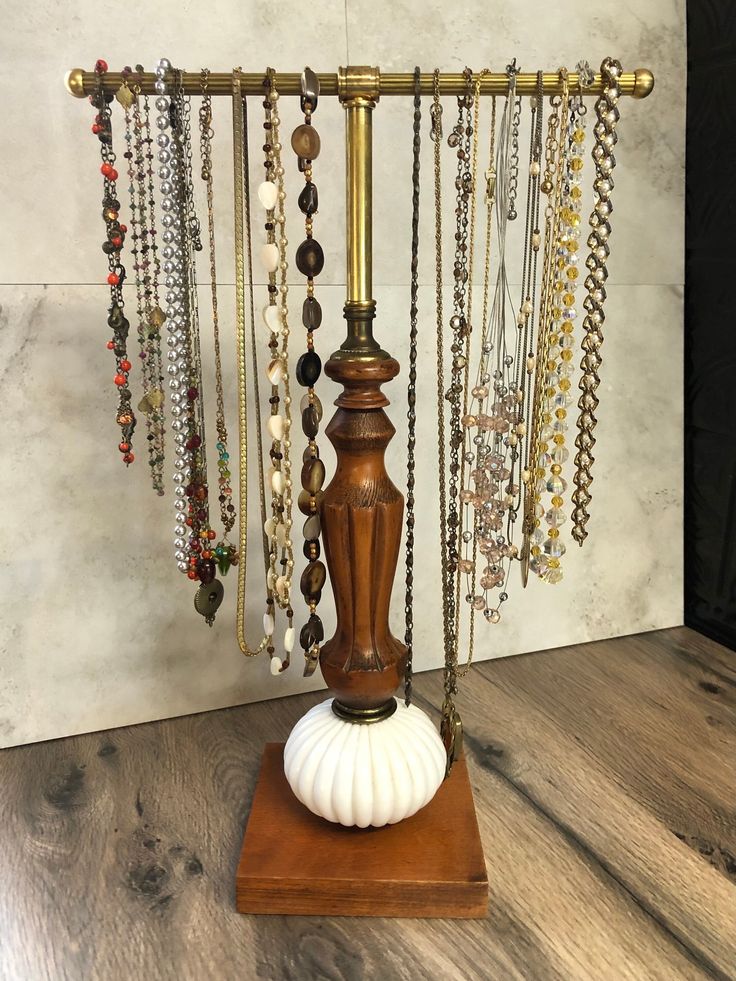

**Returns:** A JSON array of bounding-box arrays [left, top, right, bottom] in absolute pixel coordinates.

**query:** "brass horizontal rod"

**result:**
[[65, 67, 655, 100]]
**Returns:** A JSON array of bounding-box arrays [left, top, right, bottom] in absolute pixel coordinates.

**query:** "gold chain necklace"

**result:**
[[232, 68, 274, 659], [522, 70, 570, 571]]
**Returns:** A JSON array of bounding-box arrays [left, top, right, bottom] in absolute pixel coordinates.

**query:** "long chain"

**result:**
[[199, 69, 236, 551], [571, 57, 623, 545], [404, 67, 421, 706], [232, 68, 272, 658]]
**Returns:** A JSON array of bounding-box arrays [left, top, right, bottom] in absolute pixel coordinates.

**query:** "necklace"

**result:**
[[438, 67, 476, 771], [257, 70, 295, 672], [522, 71, 571, 578], [232, 68, 284, 662], [121, 67, 166, 495], [403, 67, 422, 706], [155, 61, 222, 623], [571, 57, 623, 545], [90, 59, 136, 466], [532, 92, 587, 582], [292, 67, 327, 679], [199, 69, 238, 579]]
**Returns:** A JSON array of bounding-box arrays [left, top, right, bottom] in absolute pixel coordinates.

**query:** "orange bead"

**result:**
[[207, 529, 216, 540], [187, 570, 197, 580]]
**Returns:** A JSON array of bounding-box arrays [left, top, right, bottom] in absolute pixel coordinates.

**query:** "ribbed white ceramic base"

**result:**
[[283, 697, 447, 828]]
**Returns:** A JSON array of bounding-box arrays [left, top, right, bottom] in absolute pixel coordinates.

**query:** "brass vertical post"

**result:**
[[334, 66, 387, 360]]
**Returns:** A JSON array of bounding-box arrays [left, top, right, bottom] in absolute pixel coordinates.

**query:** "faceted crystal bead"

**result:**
[[545, 506, 567, 528], [546, 474, 567, 495], [543, 536, 567, 558], [551, 444, 569, 464]]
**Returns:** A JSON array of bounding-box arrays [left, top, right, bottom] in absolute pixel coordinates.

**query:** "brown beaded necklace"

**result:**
[[292, 67, 327, 678]]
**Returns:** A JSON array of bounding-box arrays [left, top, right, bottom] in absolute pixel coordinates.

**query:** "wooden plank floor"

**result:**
[[0, 626, 734, 981]]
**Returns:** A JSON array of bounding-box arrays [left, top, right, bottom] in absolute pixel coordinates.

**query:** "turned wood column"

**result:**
[[319, 68, 406, 718]]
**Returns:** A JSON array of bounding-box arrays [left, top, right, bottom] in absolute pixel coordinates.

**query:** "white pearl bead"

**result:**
[[270, 656, 283, 676], [262, 304, 282, 334], [263, 612, 274, 637], [264, 516, 276, 539], [271, 470, 285, 496], [260, 243, 279, 273], [284, 626, 295, 653], [267, 414, 285, 441], [257, 181, 278, 211]]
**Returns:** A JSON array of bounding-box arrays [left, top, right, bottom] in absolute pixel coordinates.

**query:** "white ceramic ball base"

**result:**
[[283, 697, 447, 828]]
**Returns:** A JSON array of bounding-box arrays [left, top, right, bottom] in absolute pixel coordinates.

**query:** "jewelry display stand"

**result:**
[[65, 65, 654, 918]]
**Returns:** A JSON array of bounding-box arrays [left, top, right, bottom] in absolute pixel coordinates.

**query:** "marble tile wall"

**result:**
[[0, 0, 684, 746]]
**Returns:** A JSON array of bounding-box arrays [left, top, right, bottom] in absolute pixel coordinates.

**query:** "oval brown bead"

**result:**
[[303, 514, 321, 540], [302, 295, 322, 330], [300, 560, 327, 598], [298, 488, 323, 515], [302, 444, 319, 463], [301, 457, 325, 494], [291, 123, 321, 160], [302, 404, 320, 440], [296, 239, 324, 279], [300, 392, 323, 422]]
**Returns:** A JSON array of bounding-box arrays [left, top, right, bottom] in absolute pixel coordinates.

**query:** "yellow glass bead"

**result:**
[[561, 322, 574, 334], [553, 434, 565, 445], [569, 212, 581, 228], [570, 185, 582, 200], [546, 360, 556, 372], [563, 293, 575, 307], [570, 156, 584, 172], [547, 557, 561, 568], [548, 527, 560, 538], [568, 239, 579, 252], [554, 280, 565, 293], [535, 466, 545, 479], [552, 307, 562, 320], [561, 349, 574, 362], [559, 378, 571, 391], [551, 495, 563, 507], [567, 266, 579, 280], [531, 545, 541, 557], [542, 411, 552, 424], [539, 442, 548, 453], [556, 257, 566, 270], [555, 408, 567, 419], [573, 127, 585, 144], [545, 387, 555, 398], [551, 464, 562, 475]]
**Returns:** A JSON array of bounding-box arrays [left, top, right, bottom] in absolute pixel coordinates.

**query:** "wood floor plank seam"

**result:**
[[455, 725, 730, 981]]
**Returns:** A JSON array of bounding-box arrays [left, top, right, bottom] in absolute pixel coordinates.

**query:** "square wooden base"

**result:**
[[235, 743, 488, 918]]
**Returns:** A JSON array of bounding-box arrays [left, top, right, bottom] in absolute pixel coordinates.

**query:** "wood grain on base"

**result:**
[[236, 743, 488, 917]]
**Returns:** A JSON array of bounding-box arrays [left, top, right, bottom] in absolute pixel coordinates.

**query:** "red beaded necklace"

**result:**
[[90, 59, 136, 465]]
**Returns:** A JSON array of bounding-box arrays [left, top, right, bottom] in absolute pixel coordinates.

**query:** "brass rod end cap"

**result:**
[[65, 68, 87, 98], [632, 68, 655, 99]]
